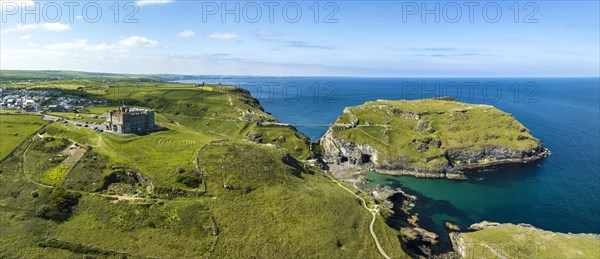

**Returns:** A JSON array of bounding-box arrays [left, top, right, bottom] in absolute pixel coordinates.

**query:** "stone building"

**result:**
[[104, 106, 155, 134]]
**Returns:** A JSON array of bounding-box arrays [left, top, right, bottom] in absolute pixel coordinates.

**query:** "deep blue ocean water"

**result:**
[[180, 77, 600, 246]]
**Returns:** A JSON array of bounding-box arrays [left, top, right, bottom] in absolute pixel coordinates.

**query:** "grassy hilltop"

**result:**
[[0, 75, 406, 258], [452, 223, 600, 259], [321, 97, 547, 176]]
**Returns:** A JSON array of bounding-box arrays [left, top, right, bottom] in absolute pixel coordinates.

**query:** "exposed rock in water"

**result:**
[[445, 221, 461, 231], [467, 221, 500, 231], [400, 227, 440, 257], [371, 184, 403, 201], [414, 227, 439, 244]]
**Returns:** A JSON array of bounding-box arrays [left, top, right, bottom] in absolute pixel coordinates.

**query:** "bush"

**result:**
[[153, 185, 189, 197], [62, 151, 109, 192], [37, 188, 81, 222], [31, 137, 70, 153], [175, 173, 202, 188]]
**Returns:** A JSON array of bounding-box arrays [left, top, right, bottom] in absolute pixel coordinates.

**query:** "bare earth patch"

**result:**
[[61, 144, 85, 165]]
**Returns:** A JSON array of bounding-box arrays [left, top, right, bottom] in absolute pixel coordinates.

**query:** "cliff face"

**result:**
[[320, 128, 380, 167], [445, 144, 547, 169], [320, 97, 548, 177]]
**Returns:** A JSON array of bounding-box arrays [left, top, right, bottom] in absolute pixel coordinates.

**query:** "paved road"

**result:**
[[42, 115, 105, 131]]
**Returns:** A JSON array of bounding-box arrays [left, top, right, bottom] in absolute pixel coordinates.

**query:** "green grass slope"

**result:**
[[453, 223, 600, 259], [0, 136, 407, 257], [198, 141, 407, 258], [0, 114, 47, 161], [0, 78, 405, 258]]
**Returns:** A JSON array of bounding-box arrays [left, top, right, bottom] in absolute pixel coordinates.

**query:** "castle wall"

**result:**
[[105, 107, 155, 134]]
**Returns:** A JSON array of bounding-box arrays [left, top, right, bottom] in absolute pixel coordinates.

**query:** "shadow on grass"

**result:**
[[132, 126, 170, 136]]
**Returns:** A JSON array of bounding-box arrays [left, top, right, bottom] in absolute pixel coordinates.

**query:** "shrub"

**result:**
[[175, 172, 202, 188], [37, 187, 81, 222], [31, 137, 70, 153], [41, 164, 70, 186]]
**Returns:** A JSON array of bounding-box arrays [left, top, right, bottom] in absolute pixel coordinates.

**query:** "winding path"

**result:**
[[19, 133, 150, 204], [21, 136, 54, 189], [324, 172, 391, 259]]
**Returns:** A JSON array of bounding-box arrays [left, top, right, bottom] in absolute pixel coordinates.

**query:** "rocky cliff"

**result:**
[[320, 97, 548, 178]]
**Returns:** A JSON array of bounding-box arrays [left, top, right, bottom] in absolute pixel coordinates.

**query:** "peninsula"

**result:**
[[321, 97, 549, 178]]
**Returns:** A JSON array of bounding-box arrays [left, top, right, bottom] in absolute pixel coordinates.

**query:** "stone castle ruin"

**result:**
[[105, 106, 156, 134]]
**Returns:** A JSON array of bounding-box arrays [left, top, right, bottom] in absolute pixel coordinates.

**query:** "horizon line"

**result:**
[[1, 69, 599, 79]]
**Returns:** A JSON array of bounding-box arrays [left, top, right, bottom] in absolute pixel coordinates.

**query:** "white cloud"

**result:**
[[1, 22, 70, 34], [135, 0, 174, 6], [44, 36, 159, 52], [45, 39, 111, 51], [117, 36, 159, 48], [41, 22, 70, 31], [207, 32, 238, 40], [178, 30, 195, 38], [19, 34, 31, 40]]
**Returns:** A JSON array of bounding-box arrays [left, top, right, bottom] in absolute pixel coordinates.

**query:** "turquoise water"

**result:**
[[179, 78, 600, 243]]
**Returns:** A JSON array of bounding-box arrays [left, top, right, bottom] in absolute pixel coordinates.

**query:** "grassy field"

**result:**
[[330, 97, 542, 170], [0, 135, 407, 258], [97, 82, 314, 160], [0, 70, 215, 83], [23, 137, 72, 186], [47, 197, 217, 258], [0, 78, 406, 257], [0, 114, 47, 160], [46, 105, 119, 123], [198, 141, 407, 258], [457, 224, 600, 258], [0, 70, 164, 82]]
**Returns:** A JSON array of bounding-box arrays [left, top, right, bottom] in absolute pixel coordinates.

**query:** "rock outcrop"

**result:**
[[320, 127, 380, 167], [445, 221, 461, 231]]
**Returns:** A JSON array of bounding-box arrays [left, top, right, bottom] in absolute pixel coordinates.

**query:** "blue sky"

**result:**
[[1, 0, 599, 77]]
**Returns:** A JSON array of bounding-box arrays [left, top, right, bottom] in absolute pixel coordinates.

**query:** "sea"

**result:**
[[178, 77, 600, 250]]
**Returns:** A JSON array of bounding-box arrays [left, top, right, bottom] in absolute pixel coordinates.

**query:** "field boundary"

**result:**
[[0, 122, 48, 164]]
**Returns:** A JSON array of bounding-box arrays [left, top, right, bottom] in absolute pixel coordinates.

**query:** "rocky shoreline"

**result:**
[[325, 151, 598, 259], [320, 127, 549, 180], [329, 163, 448, 257], [319, 98, 564, 257]]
